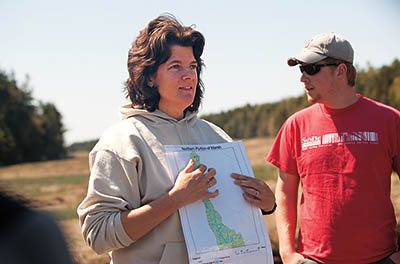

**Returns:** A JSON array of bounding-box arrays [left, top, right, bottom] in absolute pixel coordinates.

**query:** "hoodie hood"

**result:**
[[119, 104, 198, 126]]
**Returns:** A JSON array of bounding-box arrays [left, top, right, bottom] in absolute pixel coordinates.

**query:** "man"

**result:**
[[266, 32, 400, 264]]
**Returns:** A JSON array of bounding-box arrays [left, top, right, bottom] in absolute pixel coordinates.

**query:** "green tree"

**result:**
[[39, 102, 66, 159], [388, 76, 400, 109], [0, 69, 66, 165], [356, 59, 400, 107]]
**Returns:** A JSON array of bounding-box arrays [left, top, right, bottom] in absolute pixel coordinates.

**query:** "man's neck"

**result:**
[[324, 85, 358, 109]]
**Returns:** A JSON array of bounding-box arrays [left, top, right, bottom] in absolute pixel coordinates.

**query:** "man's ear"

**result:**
[[336, 63, 347, 79], [338, 63, 347, 75]]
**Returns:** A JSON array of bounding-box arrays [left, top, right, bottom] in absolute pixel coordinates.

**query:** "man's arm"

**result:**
[[390, 168, 400, 263], [275, 169, 304, 264]]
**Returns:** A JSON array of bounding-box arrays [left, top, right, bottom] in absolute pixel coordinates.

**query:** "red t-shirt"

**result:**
[[267, 95, 400, 263]]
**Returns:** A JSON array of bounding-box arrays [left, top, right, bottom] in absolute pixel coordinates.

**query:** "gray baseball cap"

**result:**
[[287, 32, 354, 66]]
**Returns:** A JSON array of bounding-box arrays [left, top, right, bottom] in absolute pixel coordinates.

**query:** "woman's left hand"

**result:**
[[231, 173, 275, 212]]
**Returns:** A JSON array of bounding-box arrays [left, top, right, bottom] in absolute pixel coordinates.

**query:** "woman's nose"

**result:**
[[182, 68, 196, 80]]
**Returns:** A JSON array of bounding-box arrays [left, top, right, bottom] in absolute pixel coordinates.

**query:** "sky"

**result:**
[[1, 0, 399, 145]]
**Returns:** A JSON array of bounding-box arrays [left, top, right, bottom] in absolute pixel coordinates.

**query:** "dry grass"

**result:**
[[0, 138, 398, 263], [243, 137, 275, 167], [0, 154, 110, 264], [0, 154, 90, 180]]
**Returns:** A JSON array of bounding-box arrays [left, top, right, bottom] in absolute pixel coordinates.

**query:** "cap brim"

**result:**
[[287, 51, 327, 66]]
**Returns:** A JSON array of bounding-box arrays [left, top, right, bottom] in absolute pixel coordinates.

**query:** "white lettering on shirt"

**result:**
[[302, 131, 378, 150]]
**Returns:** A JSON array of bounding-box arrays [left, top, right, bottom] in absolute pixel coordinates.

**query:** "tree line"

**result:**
[[202, 59, 400, 139], [71, 59, 399, 152], [2, 59, 399, 162], [0, 70, 65, 165]]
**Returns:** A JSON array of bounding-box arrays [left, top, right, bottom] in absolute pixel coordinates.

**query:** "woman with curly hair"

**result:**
[[78, 14, 275, 264]]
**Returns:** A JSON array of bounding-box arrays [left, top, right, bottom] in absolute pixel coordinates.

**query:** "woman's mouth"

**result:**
[[179, 86, 193, 91]]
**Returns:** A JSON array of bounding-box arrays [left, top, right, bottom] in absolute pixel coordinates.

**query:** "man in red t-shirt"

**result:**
[[266, 32, 400, 264]]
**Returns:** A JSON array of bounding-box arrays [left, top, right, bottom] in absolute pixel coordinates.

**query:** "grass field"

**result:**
[[0, 137, 399, 263]]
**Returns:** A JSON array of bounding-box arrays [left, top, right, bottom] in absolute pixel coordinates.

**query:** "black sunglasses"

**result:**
[[299, 63, 339, 75]]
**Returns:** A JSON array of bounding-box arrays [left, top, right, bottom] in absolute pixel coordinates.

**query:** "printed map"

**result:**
[[165, 141, 273, 264]]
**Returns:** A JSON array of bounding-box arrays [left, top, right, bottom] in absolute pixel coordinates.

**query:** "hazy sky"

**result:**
[[1, 0, 399, 144]]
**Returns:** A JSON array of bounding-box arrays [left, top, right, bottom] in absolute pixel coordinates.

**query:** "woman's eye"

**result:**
[[190, 65, 197, 70], [167, 63, 180, 70]]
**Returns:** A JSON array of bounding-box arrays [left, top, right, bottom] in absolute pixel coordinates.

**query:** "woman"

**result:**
[[78, 14, 275, 264]]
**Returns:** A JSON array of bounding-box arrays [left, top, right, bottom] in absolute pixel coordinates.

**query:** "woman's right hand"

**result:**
[[119, 159, 218, 242], [169, 159, 219, 208]]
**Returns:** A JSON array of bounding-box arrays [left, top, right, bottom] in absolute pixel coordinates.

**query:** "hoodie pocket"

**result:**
[[159, 242, 188, 264]]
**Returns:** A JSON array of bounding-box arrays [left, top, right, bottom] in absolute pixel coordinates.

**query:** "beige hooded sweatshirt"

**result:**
[[77, 105, 231, 264]]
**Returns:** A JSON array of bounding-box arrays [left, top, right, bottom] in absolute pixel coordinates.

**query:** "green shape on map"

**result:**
[[204, 199, 245, 249], [190, 151, 201, 170], [189, 151, 245, 249]]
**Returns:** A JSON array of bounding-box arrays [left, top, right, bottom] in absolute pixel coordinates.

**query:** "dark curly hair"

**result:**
[[124, 14, 205, 112]]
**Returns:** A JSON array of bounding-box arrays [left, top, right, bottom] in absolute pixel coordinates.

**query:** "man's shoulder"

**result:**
[[286, 104, 320, 122], [361, 96, 400, 118]]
